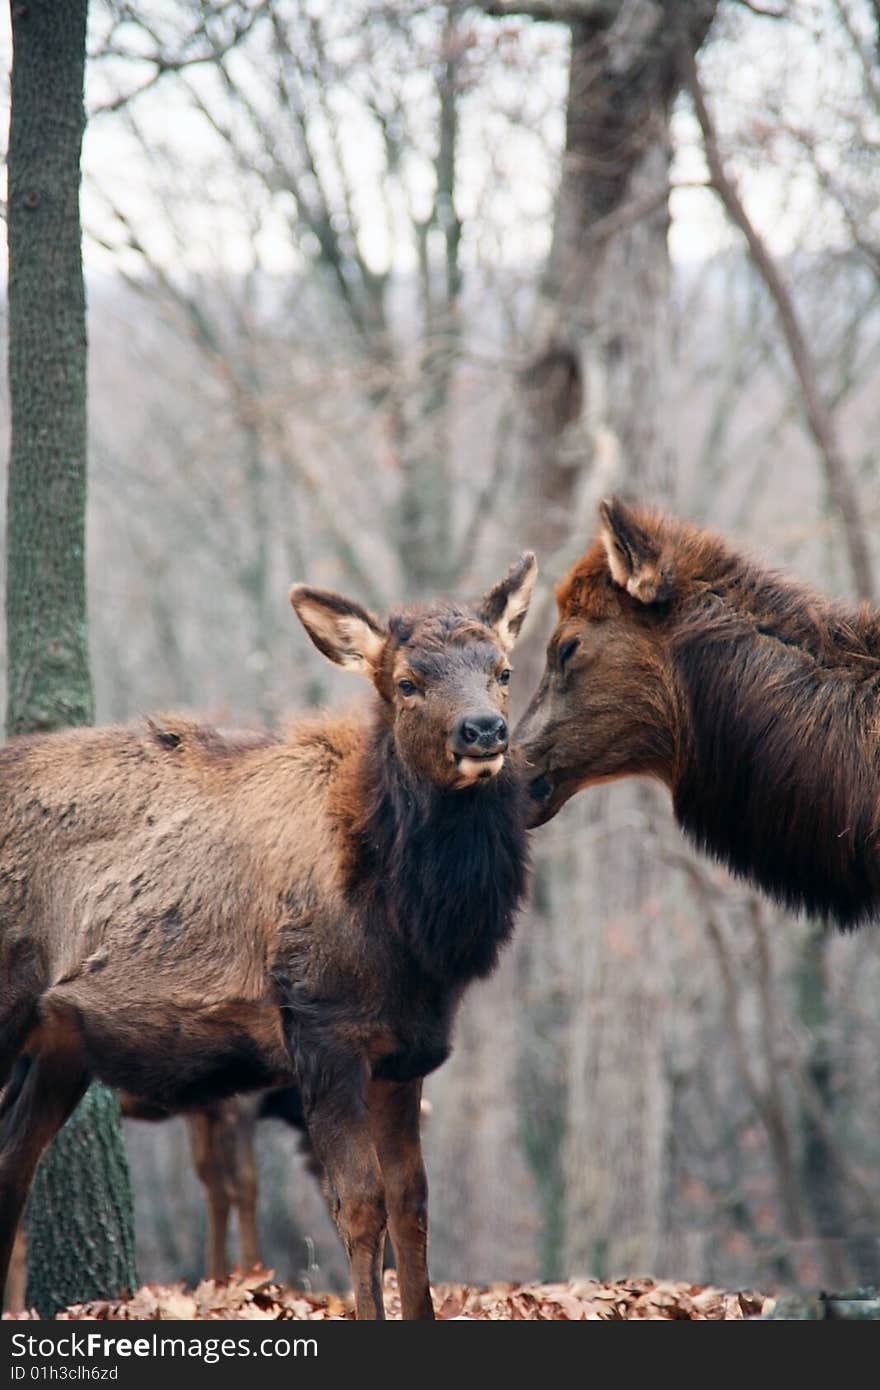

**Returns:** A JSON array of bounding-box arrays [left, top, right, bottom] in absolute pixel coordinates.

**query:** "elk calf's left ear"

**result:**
[[480, 552, 538, 651], [290, 585, 387, 675], [599, 496, 668, 604]]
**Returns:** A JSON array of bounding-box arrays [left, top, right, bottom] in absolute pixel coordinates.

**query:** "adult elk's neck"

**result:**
[[351, 714, 529, 983], [670, 591, 880, 929]]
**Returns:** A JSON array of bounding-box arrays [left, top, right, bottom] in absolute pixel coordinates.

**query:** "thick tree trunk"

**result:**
[[558, 125, 674, 1280], [6, 0, 137, 1316], [512, 5, 716, 543], [6, 1, 93, 732], [25, 1088, 138, 1316], [503, 2, 715, 1279]]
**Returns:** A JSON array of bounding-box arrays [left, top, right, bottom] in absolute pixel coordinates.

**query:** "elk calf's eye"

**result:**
[[498, 669, 511, 685], [559, 638, 579, 669], [398, 679, 418, 696]]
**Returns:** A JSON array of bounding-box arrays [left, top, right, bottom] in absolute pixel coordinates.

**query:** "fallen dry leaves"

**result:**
[[5, 1269, 774, 1321]]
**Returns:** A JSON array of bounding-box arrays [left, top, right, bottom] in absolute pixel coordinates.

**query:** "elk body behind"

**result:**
[[120, 1085, 316, 1288], [0, 556, 536, 1319], [519, 497, 880, 928]]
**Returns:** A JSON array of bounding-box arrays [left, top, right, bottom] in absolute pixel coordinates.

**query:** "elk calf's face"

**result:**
[[518, 497, 677, 825], [291, 552, 537, 792]]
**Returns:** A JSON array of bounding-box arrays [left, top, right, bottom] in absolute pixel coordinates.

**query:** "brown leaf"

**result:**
[[2, 1274, 772, 1322]]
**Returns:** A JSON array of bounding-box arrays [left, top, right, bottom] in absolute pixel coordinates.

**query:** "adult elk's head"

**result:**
[[517, 497, 679, 825], [291, 554, 537, 792]]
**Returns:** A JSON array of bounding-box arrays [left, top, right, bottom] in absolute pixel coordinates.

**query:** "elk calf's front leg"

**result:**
[[299, 1056, 388, 1319], [370, 1079, 434, 1320]]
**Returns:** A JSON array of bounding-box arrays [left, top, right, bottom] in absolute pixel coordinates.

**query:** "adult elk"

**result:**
[[519, 496, 880, 928], [0, 557, 535, 1319]]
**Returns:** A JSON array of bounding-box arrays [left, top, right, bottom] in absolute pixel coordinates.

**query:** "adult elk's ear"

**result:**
[[480, 552, 538, 651], [598, 497, 669, 604], [290, 586, 386, 675]]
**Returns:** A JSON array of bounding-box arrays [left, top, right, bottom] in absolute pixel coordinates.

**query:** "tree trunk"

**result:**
[[501, 2, 715, 1279], [6, 0, 137, 1316], [512, 6, 716, 544], [554, 150, 679, 1283], [795, 922, 880, 1288], [25, 1088, 138, 1316]]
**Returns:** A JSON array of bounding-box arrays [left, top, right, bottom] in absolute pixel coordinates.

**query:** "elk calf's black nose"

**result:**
[[456, 714, 508, 754]]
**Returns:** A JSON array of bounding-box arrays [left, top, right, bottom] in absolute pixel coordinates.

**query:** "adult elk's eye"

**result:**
[[559, 638, 579, 670], [497, 668, 512, 686], [398, 679, 418, 696]]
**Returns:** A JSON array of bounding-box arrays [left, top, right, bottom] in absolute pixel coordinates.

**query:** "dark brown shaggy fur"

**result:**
[[518, 497, 880, 928], [0, 556, 535, 1320]]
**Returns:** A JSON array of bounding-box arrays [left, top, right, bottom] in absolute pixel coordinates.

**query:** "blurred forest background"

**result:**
[[3, 0, 880, 1295]]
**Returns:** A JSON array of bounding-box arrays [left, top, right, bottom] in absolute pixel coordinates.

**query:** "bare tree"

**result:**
[[5, 0, 137, 1314]]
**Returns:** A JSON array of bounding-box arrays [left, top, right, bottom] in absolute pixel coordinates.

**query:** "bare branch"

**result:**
[[787, 120, 880, 282], [91, 2, 268, 115], [831, 0, 880, 114], [668, 853, 808, 1238], [477, 0, 611, 21], [735, 0, 788, 18], [789, 1063, 880, 1216], [90, 181, 385, 608], [454, 398, 516, 576], [683, 42, 875, 600]]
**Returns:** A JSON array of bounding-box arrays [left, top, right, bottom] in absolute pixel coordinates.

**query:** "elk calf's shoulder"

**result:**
[[0, 552, 536, 1321]]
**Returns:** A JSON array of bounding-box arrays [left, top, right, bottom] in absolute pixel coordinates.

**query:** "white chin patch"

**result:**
[[456, 754, 504, 784]]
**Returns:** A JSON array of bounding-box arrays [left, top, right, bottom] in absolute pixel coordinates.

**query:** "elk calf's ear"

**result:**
[[480, 552, 538, 651], [599, 497, 668, 604], [290, 586, 387, 675]]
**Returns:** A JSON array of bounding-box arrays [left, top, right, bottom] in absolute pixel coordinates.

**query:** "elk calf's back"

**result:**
[[518, 496, 880, 928], [0, 553, 536, 1319]]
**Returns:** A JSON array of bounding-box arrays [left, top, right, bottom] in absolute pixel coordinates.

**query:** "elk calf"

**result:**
[[519, 497, 880, 928], [0, 557, 535, 1319]]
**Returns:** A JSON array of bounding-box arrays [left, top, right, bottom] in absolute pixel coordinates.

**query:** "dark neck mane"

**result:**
[[351, 716, 529, 982], [671, 562, 880, 928]]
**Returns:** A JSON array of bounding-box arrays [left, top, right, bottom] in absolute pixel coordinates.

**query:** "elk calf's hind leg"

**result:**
[[370, 1079, 434, 1320], [0, 1044, 89, 1302]]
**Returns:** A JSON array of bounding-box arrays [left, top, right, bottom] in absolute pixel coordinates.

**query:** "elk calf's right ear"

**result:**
[[290, 586, 387, 675], [480, 552, 538, 651]]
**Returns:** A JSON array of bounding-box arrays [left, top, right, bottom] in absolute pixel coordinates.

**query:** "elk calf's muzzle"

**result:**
[[452, 713, 508, 782]]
